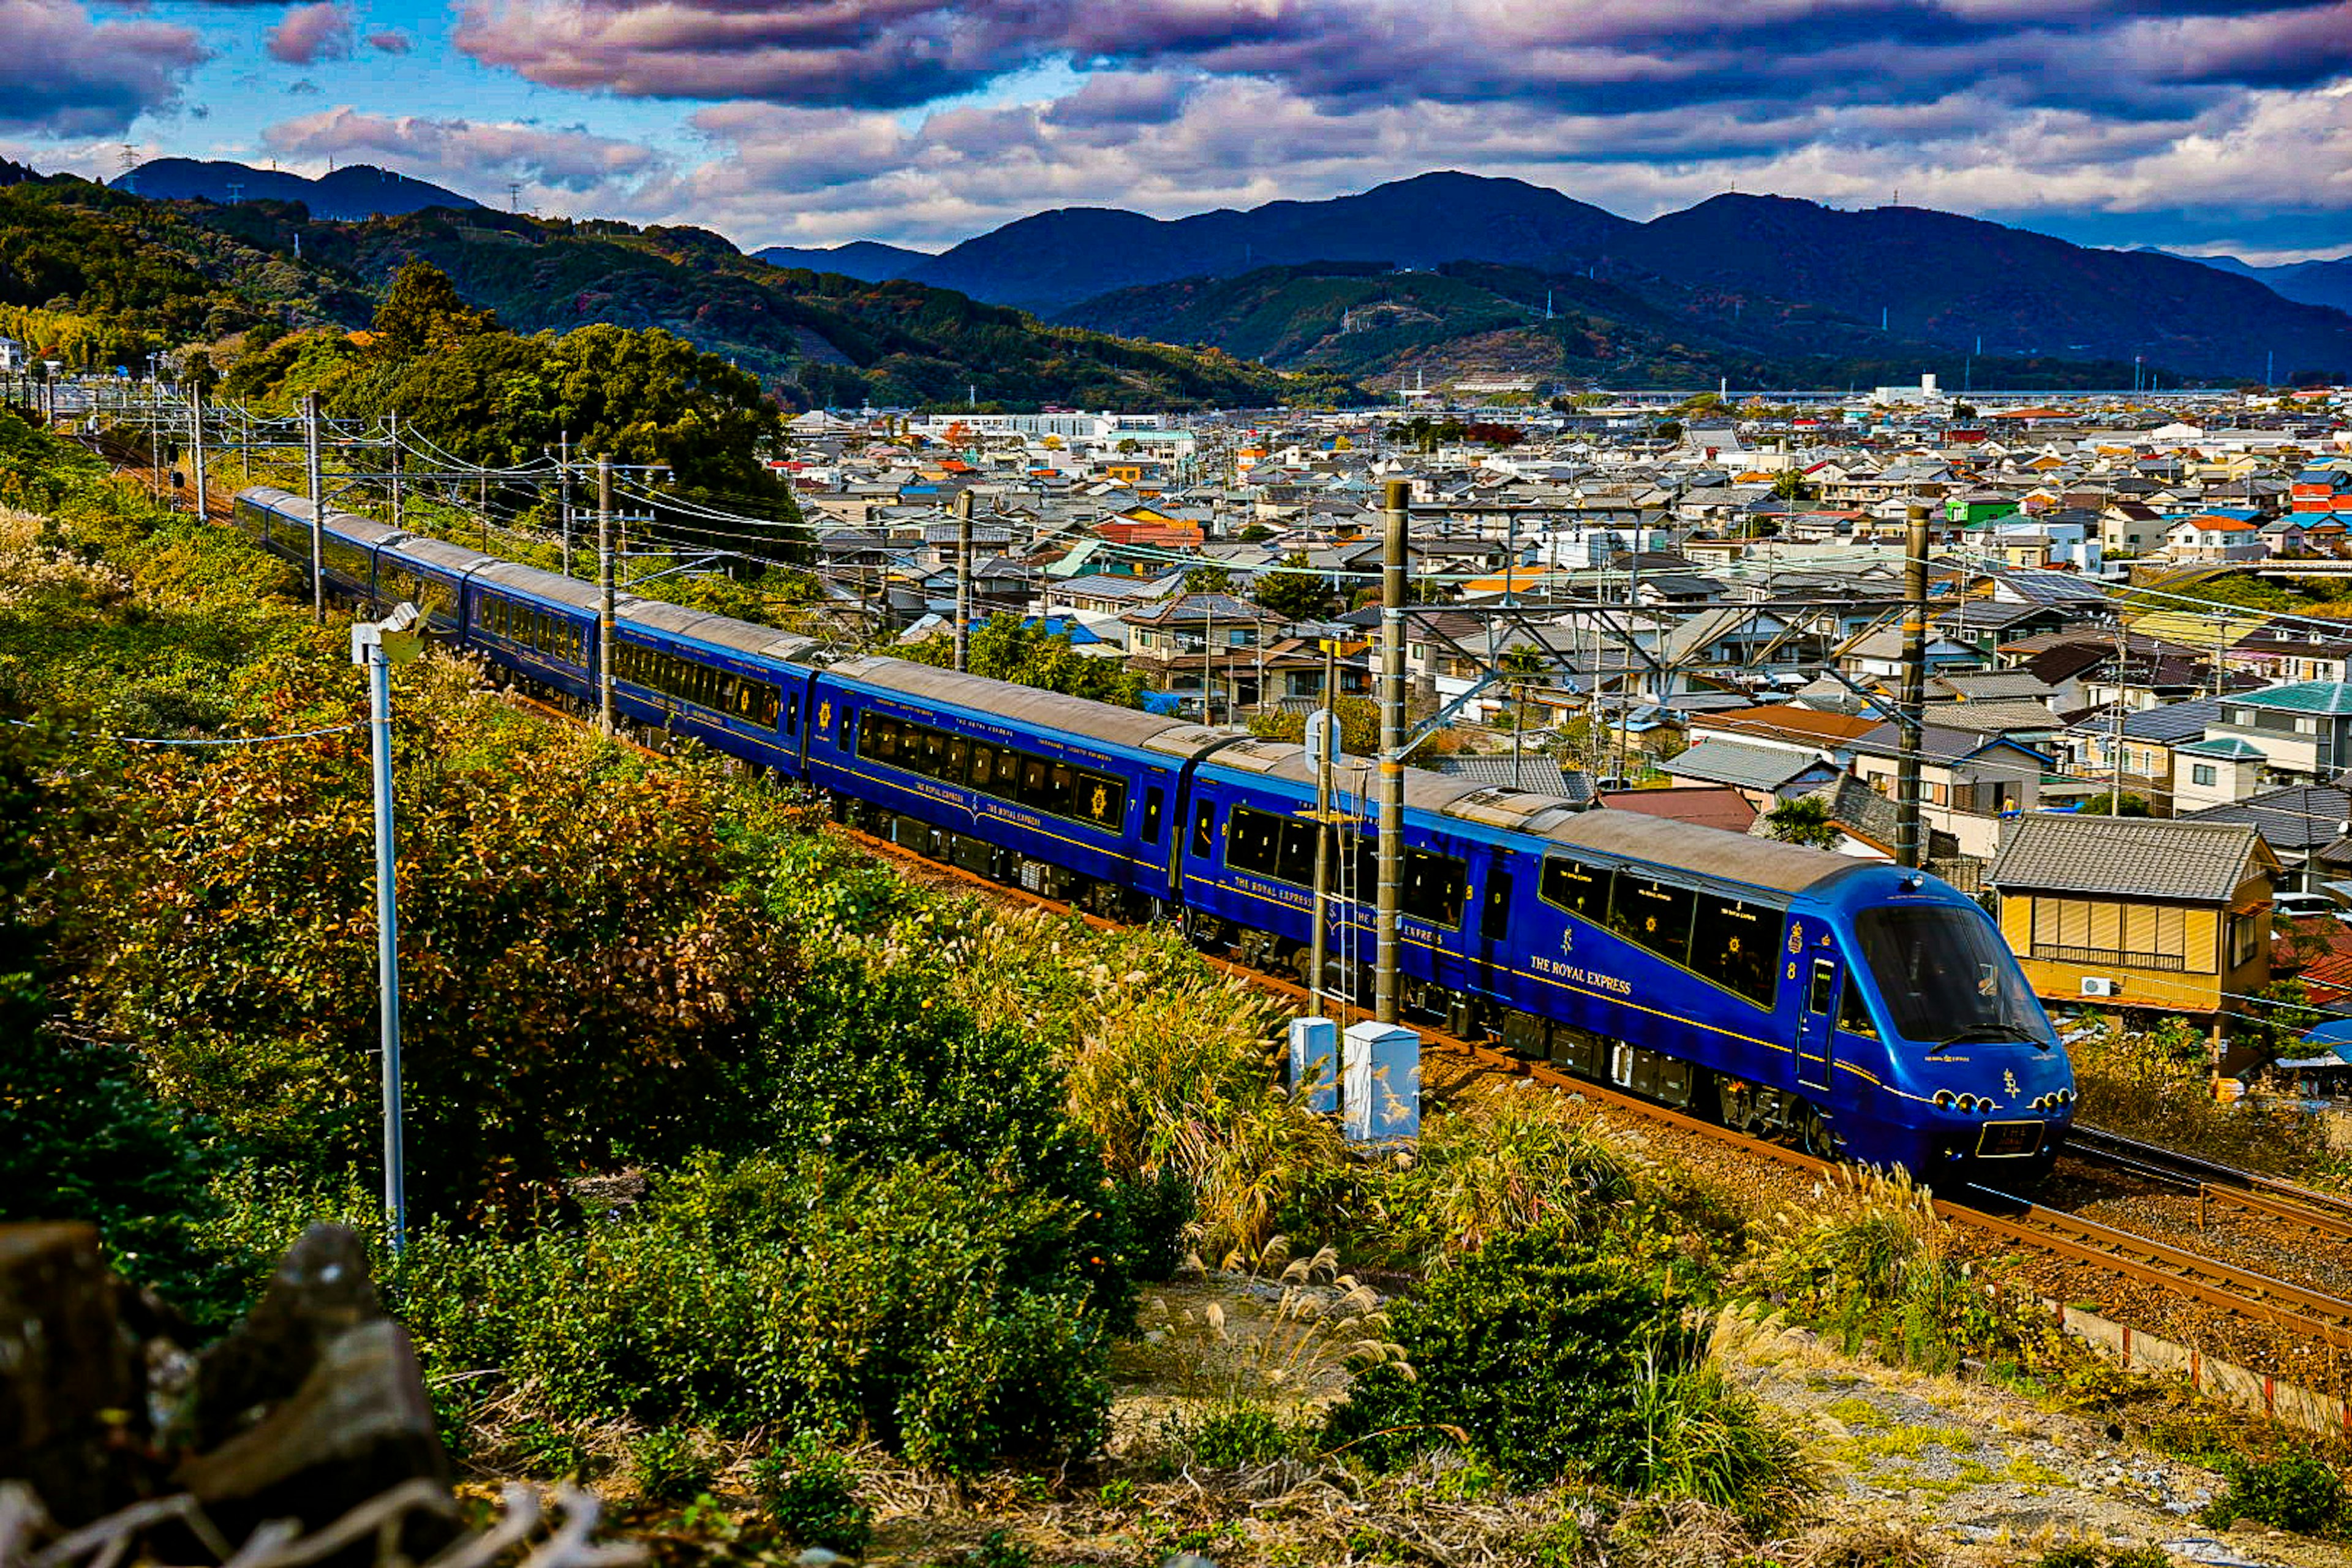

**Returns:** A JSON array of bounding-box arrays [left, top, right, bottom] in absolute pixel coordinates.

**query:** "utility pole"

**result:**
[[598, 456, 616, 735], [2109, 617, 2130, 813], [388, 411, 403, 534], [350, 603, 421, 1253], [1894, 503, 1930, 869], [559, 431, 572, 576], [953, 489, 974, 673], [304, 392, 323, 624], [479, 473, 489, 550], [1310, 638, 1338, 1012], [188, 380, 208, 524], [1376, 478, 1409, 1026]]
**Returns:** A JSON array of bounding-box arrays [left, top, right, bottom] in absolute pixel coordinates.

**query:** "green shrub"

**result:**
[[1168, 1403, 1305, 1469], [749, 1438, 873, 1556], [2199, 1450, 2348, 1535], [510, 1420, 595, 1482], [393, 1152, 1112, 1472], [1737, 1167, 2058, 1376], [628, 1426, 714, 1503], [1324, 1221, 1690, 1487]]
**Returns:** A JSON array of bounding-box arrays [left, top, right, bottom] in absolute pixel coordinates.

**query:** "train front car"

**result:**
[[1805, 864, 2075, 1183]]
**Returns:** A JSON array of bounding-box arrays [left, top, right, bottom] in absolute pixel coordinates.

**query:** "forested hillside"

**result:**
[[0, 170, 1352, 411], [1063, 259, 2165, 391]]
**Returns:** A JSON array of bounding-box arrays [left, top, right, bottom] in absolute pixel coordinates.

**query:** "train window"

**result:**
[[785, 694, 799, 736], [1142, 788, 1164, 843], [1193, 801, 1216, 859], [1806, 959, 1836, 1016], [1539, 857, 1611, 920], [1230, 807, 1284, 878], [945, 737, 970, 782], [1610, 875, 1694, 965], [1047, 763, 1077, 813], [1403, 848, 1468, 928], [1482, 867, 1512, 944], [1839, 976, 1879, 1038], [1689, 895, 1782, 1007]]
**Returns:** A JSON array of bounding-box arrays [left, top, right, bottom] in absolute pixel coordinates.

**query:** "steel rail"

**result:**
[[2065, 1123, 2352, 1245]]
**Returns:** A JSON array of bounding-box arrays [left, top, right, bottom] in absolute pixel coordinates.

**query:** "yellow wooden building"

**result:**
[[1985, 815, 2278, 1018]]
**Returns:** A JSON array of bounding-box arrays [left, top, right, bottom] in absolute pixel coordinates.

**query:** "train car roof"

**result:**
[[321, 512, 405, 549], [237, 486, 305, 512], [829, 657, 1231, 758], [472, 559, 606, 615], [1539, 809, 1858, 897], [382, 535, 496, 576], [1199, 737, 1549, 819], [617, 599, 816, 664]]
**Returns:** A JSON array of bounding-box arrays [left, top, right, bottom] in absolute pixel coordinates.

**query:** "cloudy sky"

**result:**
[[6, 0, 2351, 263]]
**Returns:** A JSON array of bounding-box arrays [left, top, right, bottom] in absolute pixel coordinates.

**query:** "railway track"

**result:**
[[2062, 1123, 2352, 1245], [505, 687, 2352, 1354]]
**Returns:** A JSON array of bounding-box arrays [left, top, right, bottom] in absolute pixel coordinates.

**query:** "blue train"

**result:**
[[235, 485, 2076, 1183]]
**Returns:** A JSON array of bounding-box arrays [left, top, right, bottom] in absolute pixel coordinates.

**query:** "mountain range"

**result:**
[[2165, 250, 2352, 315], [108, 159, 482, 221], [755, 171, 2352, 385], [0, 168, 1341, 410]]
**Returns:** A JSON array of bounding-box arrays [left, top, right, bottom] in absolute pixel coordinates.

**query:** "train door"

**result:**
[[1796, 952, 1838, 1094], [1475, 853, 1513, 1000]]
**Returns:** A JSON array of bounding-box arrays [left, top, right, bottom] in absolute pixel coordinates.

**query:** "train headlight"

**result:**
[[1934, 1090, 1955, 1109]]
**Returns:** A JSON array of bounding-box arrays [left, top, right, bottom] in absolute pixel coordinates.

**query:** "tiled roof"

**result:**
[[1428, 755, 1593, 803], [1850, 722, 2050, 764], [1986, 815, 2265, 902], [1661, 738, 1831, 791], [2184, 785, 2352, 853]]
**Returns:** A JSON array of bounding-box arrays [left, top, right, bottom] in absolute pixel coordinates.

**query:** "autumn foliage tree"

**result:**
[[74, 658, 797, 1226]]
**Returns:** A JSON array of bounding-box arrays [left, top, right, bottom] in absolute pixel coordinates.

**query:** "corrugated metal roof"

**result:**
[[1663, 738, 1831, 791], [2236, 680, 2352, 715], [1986, 815, 2266, 902]]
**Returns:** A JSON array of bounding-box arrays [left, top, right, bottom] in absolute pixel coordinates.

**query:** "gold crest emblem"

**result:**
[[818, 700, 832, 732], [1786, 923, 1804, 955], [1090, 782, 1109, 820], [2004, 1069, 2019, 1095]]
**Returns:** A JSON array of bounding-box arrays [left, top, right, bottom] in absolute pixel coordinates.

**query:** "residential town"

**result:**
[[773, 382, 2352, 1069]]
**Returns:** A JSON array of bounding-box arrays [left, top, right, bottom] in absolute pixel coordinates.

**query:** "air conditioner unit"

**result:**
[[2081, 977, 2119, 998]]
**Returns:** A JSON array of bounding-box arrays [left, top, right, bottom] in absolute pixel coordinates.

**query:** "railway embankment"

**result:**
[[12, 401, 2352, 1565]]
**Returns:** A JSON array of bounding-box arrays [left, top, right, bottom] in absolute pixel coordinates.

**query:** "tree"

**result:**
[[0, 720, 225, 1310], [83, 665, 799, 1227], [1763, 794, 1842, 849], [2075, 791, 2154, 818], [368, 261, 500, 361], [1183, 562, 1235, 595], [902, 613, 1144, 707], [1252, 551, 1336, 624], [1769, 469, 1814, 503]]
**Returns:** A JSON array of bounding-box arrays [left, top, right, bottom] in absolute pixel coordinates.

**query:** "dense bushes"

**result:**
[[397, 1153, 1113, 1472], [2200, 1450, 2349, 1536], [1737, 1168, 2061, 1376], [1325, 1221, 1807, 1529]]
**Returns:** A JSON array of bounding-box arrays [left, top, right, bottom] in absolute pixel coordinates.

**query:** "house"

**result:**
[[2182, 784, 2352, 894], [1745, 773, 1956, 862], [1659, 739, 1841, 807], [0, 337, 24, 374], [1986, 815, 2277, 1020], [2162, 512, 2266, 562], [1597, 785, 1758, 832], [2202, 680, 2352, 782], [1838, 627, 1984, 684], [1846, 724, 2050, 860], [1687, 704, 1881, 766]]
